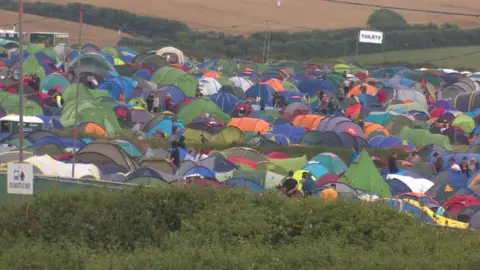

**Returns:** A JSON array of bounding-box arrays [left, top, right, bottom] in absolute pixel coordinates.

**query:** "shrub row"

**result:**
[[0, 187, 479, 269], [0, 1, 477, 60]]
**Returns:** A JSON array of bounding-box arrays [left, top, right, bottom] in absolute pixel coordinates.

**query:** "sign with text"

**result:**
[[7, 163, 33, 195], [359, 30, 384, 44]]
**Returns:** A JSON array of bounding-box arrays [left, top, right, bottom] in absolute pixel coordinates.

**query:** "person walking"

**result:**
[[388, 152, 399, 174]]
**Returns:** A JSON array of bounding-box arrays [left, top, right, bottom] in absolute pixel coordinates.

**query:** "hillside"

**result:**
[[25, 0, 480, 34], [0, 10, 130, 46]]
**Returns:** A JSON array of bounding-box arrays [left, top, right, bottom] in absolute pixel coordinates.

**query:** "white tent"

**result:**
[[156, 46, 185, 64], [229, 76, 253, 92], [23, 155, 101, 180], [387, 174, 433, 193], [199, 78, 222, 96]]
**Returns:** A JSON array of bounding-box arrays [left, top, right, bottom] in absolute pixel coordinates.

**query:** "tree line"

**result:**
[[0, 1, 474, 60]]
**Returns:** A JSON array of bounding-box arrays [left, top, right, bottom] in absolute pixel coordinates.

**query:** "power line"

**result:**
[[322, 0, 480, 17]]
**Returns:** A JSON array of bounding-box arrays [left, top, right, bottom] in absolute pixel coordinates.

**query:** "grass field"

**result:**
[[339, 46, 480, 69], [0, 10, 131, 46], [27, 0, 480, 34]]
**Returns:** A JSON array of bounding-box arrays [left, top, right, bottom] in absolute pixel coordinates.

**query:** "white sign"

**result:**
[[359, 30, 384, 44], [7, 163, 33, 195]]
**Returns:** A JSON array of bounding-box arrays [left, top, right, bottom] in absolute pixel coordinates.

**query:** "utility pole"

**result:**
[[195, 29, 199, 54], [18, 0, 24, 163], [71, 4, 83, 178], [262, 20, 269, 64]]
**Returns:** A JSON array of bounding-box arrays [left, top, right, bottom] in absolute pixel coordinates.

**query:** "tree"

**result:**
[[367, 9, 408, 31]]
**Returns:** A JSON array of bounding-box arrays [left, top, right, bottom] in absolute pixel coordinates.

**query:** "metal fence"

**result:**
[[0, 173, 133, 204]]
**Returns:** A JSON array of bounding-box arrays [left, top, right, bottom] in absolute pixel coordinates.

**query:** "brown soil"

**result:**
[[26, 0, 480, 34], [0, 10, 131, 46]]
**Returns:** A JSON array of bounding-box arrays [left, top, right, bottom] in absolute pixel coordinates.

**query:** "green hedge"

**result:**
[[0, 0, 479, 60], [0, 187, 479, 269]]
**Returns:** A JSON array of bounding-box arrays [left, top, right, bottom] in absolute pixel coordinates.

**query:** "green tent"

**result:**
[[340, 149, 392, 198], [397, 127, 452, 150], [60, 100, 102, 123], [151, 66, 185, 84], [326, 74, 344, 89], [133, 54, 167, 67], [175, 74, 197, 97], [270, 155, 308, 172], [40, 73, 70, 90], [0, 94, 43, 115], [452, 115, 475, 134], [282, 81, 299, 91], [24, 44, 43, 54], [23, 55, 45, 80], [41, 48, 58, 61], [61, 83, 94, 103], [76, 108, 123, 135], [101, 46, 120, 58], [177, 98, 230, 125]]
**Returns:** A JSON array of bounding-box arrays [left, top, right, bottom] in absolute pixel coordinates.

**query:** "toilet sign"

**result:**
[[7, 163, 33, 195], [358, 30, 384, 44]]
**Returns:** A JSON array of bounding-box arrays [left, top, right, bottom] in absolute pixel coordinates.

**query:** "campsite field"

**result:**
[[340, 46, 480, 69], [27, 0, 480, 34], [0, 10, 130, 46]]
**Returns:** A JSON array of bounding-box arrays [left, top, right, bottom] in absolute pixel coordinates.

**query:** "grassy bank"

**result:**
[[0, 187, 479, 269], [338, 46, 480, 69]]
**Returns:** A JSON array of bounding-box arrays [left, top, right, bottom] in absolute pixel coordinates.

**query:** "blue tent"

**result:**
[[159, 85, 186, 106], [302, 163, 329, 179], [209, 92, 240, 114], [59, 137, 87, 149], [30, 136, 66, 149], [133, 69, 152, 80], [281, 91, 306, 104], [245, 84, 274, 105], [184, 165, 215, 179], [144, 118, 185, 138], [97, 76, 136, 101], [265, 133, 290, 146], [225, 177, 265, 192], [271, 123, 305, 144], [297, 79, 335, 97]]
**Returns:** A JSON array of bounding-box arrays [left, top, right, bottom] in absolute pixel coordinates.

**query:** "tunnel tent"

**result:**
[[177, 98, 231, 125], [101, 46, 121, 59], [69, 52, 116, 73], [23, 54, 45, 80], [397, 127, 452, 150], [0, 94, 43, 116], [40, 73, 70, 91], [151, 66, 184, 85], [340, 149, 392, 198], [156, 46, 185, 64], [61, 83, 94, 103]]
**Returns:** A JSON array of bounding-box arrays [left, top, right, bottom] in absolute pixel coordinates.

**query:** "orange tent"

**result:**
[[363, 122, 390, 138], [346, 83, 377, 97], [263, 79, 285, 92], [78, 122, 108, 137], [292, 114, 326, 130], [228, 117, 270, 134], [202, 71, 221, 79], [345, 103, 362, 121]]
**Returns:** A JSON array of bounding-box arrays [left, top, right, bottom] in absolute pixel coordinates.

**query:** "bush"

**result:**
[[0, 187, 480, 269], [367, 9, 408, 31]]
